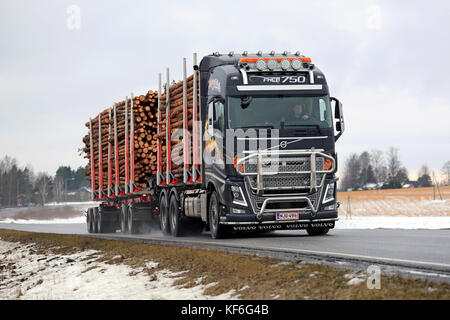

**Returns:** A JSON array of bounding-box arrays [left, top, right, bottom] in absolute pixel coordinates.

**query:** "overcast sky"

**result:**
[[1, 0, 449, 178]]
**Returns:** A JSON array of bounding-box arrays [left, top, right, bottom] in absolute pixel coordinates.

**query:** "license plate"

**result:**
[[275, 211, 299, 221]]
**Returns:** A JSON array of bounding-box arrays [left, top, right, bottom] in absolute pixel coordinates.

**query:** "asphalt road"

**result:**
[[1, 222, 449, 281]]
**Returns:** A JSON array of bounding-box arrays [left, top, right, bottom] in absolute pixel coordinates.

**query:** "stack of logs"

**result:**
[[82, 90, 160, 191], [157, 74, 200, 182], [82, 72, 199, 195]]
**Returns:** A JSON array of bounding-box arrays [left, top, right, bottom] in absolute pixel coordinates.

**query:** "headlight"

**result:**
[[322, 182, 335, 204], [230, 185, 247, 206]]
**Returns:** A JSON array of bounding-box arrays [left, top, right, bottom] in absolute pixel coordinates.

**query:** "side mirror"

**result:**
[[330, 97, 345, 141], [207, 102, 215, 137]]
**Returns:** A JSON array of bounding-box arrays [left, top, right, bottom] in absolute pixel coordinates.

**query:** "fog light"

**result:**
[[232, 208, 247, 214], [324, 203, 336, 211]]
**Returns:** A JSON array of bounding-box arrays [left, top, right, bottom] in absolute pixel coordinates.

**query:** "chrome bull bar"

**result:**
[[258, 196, 316, 220]]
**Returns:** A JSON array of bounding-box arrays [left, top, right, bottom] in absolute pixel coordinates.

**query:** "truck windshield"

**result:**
[[228, 95, 333, 130]]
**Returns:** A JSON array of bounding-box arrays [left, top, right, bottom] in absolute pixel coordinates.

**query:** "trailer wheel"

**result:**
[[120, 205, 128, 234], [209, 191, 227, 239], [169, 195, 182, 237], [97, 208, 114, 233], [92, 207, 99, 233], [306, 227, 329, 236], [127, 205, 139, 234], [159, 194, 170, 235], [87, 208, 93, 233]]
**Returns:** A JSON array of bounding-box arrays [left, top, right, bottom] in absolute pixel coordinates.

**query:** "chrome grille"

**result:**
[[244, 156, 325, 190]]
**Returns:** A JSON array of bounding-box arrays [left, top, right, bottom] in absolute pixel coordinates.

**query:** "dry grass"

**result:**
[[338, 186, 450, 217], [0, 229, 449, 300]]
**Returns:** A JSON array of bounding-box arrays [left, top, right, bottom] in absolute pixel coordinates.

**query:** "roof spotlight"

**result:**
[[228, 51, 234, 56], [280, 59, 291, 70], [283, 51, 288, 56], [257, 51, 263, 56], [255, 59, 267, 71], [267, 59, 278, 70], [295, 51, 301, 56], [243, 51, 248, 56], [291, 59, 302, 70], [270, 51, 275, 56]]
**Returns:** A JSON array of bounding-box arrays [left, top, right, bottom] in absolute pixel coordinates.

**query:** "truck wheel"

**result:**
[[97, 209, 104, 233], [121, 205, 128, 233], [209, 191, 227, 239], [159, 194, 170, 235], [92, 207, 99, 233], [169, 195, 183, 237], [87, 208, 93, 233], [128, 206, 139, 234], [306, 227, 329, 236]]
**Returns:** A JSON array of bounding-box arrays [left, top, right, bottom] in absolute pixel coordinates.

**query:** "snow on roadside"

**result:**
[[0, 240, 237, 300], [336, 216, 450, 229], [0, 216, 86, 224]]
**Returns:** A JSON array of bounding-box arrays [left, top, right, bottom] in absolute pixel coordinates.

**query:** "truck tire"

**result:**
[[306, 227, 329, 236], [92, 207, 99, 233], [120, 204, 128, 234], [208, 191, 227, 239], [159, 194, 170, 235], [97, 208, 115, 233], [127, 205, 139, 234], [87, 208, 93, 233], [169, 195, 183, 237]]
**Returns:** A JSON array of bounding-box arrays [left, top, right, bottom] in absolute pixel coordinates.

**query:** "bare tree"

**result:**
[[442, 161, 450, 185], [53, 175, 65, 203], [35, 173, 51, 205], [386, 147, 401, 180], [340, 153, 362, 190], [370, 149, 387, 183]]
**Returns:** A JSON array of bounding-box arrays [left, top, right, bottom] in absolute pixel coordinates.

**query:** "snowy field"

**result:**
[[0, 240, 236, 300]]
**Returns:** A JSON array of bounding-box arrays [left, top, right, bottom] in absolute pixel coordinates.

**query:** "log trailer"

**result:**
[[86, 51, 345, 238]]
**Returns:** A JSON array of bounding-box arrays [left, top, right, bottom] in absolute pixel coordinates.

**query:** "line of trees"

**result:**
[[0, 155, 89, 208], [339, 147, 449, 191]]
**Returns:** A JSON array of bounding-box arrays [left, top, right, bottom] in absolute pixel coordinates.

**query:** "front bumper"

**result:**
[[220, 209, 338, 231]]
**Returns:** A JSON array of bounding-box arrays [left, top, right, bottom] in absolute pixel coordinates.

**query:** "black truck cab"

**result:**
[[199, 52, 345, 233]]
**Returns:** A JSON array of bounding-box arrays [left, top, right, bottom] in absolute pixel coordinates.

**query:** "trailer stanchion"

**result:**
[[166, 68, 179, 184], [89, 118, 98, 200], [183, 57, 192, 183], [192, 52, 201, 183], [98, 112, 106, 199], [157, 72, 166, 186], [129, 93, 141, 193], [124, 96, 130, 194], [107, 107, 114, 197], [114, 103, 122, 196]]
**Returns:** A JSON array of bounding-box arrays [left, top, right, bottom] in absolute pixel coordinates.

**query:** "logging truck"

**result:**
[[85, 51, 345, 238]]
